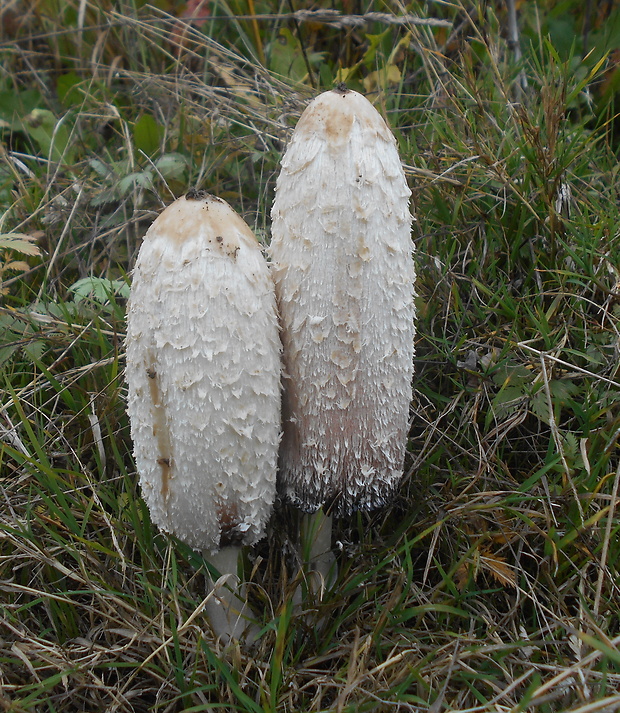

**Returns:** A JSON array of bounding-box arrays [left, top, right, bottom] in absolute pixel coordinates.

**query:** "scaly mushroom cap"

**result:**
[[126, 191, 281, 553], [270, 87, 415, 516]]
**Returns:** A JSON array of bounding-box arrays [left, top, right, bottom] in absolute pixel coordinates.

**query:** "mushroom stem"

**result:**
[[299, 508, 337, 596], [203, 546, 260, 645]]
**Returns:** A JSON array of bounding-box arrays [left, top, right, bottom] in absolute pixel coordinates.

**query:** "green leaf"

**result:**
[[269, 28, 308, 81], [362, 29, 391, 67], [491, 385, 525, 420], [492, 363, 532, 388], [155, 153, 188, 180], [118, 171, 154, 195], [546, 17, 577, 60], [0, 88, 43, 129], [88, 158, 112, 178], [69, 277, 130, 304], [0, 344, 18, 366], [56, 71, 83, 108], [133, 114, 163, 156], [530, 389, 550, 425], [89, 187, 118, 207], [549, 379, 579, 404], [20, 108, 75, 163], [23, 339, 46, 362]]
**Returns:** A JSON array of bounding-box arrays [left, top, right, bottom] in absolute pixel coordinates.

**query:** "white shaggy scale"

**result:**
[[126, 192, 281, 554], [270, 88, 416, 516]]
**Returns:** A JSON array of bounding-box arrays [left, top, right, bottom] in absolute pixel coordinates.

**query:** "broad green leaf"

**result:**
[[20, 108, 75, 163], [155, 153, 188, 180], [362, 30, 391, 67], [0, 88, 43, 129], [56, 71, 83, 108], [133, 114, 163, 156], [269, 28, 307, 81]]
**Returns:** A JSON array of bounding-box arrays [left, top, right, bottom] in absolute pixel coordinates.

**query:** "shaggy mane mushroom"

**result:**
[[270, 87, 416, 590], [126, 190, 281, 644]]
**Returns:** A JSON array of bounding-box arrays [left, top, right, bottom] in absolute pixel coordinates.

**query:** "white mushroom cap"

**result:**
[[126, 191, 281, 553], [270, 87, 415, 516]]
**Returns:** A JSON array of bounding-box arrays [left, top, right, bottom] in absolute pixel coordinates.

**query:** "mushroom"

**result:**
[[270, 87, 415, 589], [125, 190, 281, 644]]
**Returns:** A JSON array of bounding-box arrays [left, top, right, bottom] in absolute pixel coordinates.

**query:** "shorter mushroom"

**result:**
[[125, 190, 282, 644]]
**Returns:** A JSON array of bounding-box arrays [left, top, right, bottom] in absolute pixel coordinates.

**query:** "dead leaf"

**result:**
[[480, 548, 517, 588]]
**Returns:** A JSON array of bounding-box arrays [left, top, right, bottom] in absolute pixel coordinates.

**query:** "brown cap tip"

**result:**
[[185, 188, 210, 201]]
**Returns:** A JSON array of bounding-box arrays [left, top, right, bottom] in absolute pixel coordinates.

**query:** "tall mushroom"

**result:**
[[125, 190, 281, 644], [270, 87, 415, 588]]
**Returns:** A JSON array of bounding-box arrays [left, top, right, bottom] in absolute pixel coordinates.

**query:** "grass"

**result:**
[[1, 0, 620, 710]]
